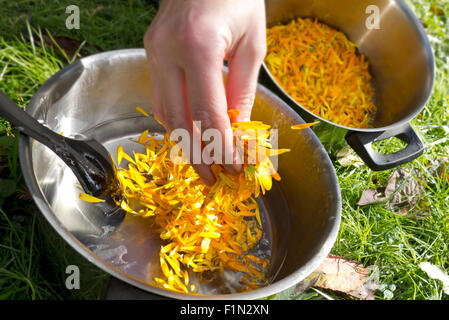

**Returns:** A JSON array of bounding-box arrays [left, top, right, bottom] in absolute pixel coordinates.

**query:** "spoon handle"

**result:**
[[0, 91, 95, 192], [0, 91, 65, 150], [0, 90, 118, 197]]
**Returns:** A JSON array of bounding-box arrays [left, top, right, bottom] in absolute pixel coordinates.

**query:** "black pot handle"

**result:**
[[345, 123, 424, 171]]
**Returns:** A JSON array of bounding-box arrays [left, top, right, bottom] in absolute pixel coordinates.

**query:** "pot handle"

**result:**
[[345, 123, 424, 171]]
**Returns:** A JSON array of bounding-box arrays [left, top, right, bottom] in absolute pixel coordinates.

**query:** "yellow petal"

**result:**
[[160, 254, 171, 278], [122, 151, 136, 165], [165, 254, 182, 277], [232, 121, 271, 130], [138, 129, 149, 144], [258, 173, 272, 192], [136, 106, 150, 117], [266, 148, 291, 156], [291, 121, 319, 130], [117, 145, 124, 165], [79, 193, 105, 203], [201, 238, 211, 253], [120, 200, 137, 214]]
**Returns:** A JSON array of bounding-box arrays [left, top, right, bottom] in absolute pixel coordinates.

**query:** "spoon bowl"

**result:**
[[0, 90, 125, 224]]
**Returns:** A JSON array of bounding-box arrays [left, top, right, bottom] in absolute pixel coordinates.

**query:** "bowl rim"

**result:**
[[19, 48, 341, 300], [262, 0, 435, 133]]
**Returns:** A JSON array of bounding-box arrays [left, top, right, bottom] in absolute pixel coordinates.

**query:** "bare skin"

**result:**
[[144, 0, 266, 185]]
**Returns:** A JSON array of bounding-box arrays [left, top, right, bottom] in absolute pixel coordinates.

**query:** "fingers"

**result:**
[[183, 52, 242, 176], [145, 25, 217, 186], [144, 28, 167, 127], [157, 63, 218, 186], [147, 63, 166, 126], [226, 8, 266, 122], [226, 41, 264, 122], [143, 0, 267, 185]]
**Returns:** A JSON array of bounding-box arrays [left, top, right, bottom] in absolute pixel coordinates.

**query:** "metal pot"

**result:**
[[18, 49, 341, 299], [260, 0, 435, 170]]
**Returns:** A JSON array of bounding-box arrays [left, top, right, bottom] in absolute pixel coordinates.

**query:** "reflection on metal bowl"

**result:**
[[19, 49, 341, 299]]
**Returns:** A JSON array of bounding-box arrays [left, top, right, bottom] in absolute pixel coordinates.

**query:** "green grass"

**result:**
[[327, 0, 449, 300], [0, 29, 64, 135], [0, 0, 448, 300], [0, 0, 156, 300], [331, 165, 449, 300], [271, 0, 449, 300], [1, 0, 156, 51]]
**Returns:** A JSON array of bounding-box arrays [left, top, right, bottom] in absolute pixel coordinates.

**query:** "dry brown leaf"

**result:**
[[436, 158, 449, 181], [428, 156, 449, 182], [384, 168, 424, 207], [42, 35, 103, 60], [356, 167, 426, 218], [20, 21, 103, 60], [296, 255, 379, 300], [430, 4, 446, 17], [314, 255, 378, 300], [336, 145, 365, 168], [357, 188, 381, 206]]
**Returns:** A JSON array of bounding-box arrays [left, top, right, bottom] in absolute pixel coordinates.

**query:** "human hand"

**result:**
[[143, 0, 266, 185]]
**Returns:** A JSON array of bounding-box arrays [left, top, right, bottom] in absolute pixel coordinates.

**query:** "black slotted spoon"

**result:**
[[0, 90, 125, 222]]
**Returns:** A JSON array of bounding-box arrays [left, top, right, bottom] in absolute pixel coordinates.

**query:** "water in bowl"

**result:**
[[36, 114, 291, 295]]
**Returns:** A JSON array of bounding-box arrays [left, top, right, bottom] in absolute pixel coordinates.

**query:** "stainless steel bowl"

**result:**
[[19, 49, 341, 299], [261, 0, 435, 170]]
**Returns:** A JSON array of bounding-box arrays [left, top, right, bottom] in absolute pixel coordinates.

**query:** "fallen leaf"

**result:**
[[419, 262, 449, 295], [436, 159, 449, 182], [427, 156, 449, 182], [357, 167, 427, 218], [336, 145, 365, 168], [15, 186, 32, 201], [357, 188, 381, 206], [294, 273, 320, 293], [21, 20, 103, 60], [430, 4, 445, 17], [42, 35, 103, 60], [384, 168, 424, 207], [296, 255, 379, 300]]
